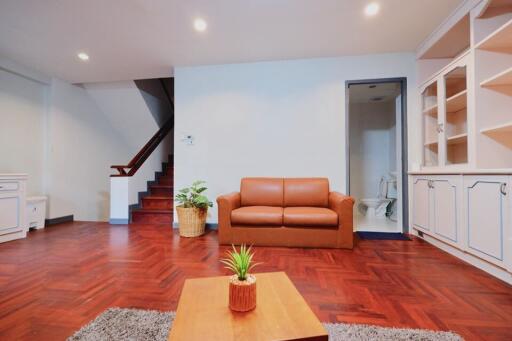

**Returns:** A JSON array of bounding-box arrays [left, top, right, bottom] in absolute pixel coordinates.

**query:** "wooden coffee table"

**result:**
[[168, 272, 328, 341]]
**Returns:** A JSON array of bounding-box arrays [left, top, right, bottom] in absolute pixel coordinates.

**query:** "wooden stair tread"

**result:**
[[132, 208, 173, 213], [142, 195, 172, 200], [131, 154, 173, 224]]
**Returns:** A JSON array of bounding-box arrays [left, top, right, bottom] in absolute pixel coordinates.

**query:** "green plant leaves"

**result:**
[[220, 244, 260, 281], [175, 180, 213, 209]]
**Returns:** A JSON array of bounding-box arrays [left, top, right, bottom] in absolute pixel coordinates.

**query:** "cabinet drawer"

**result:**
[[0, 182, 18, 192]]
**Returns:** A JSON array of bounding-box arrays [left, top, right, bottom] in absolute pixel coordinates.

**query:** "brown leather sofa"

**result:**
[[217, 178, 355, 249]]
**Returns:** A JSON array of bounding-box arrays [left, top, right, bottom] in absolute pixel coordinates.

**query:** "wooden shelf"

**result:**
[[481, 121, 512, 135], [476, 18, 512, 54], [447, 133, 468, 145], [423, 104, 438, 117], [481, 121, 512, 148], [477, 0, 512, 18], [425, 140, 439, 147], [446, 90, 467, 113], [418, 15, 470, 59], [481, 66, 512, 96], [445, 67, 467, 98]]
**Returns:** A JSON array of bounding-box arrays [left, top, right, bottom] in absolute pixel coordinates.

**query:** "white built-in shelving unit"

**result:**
[[412, 0, 512, 285], [474, 0, 512, 169], [418, 0, 512, 170], [420, 54, 469, 168]]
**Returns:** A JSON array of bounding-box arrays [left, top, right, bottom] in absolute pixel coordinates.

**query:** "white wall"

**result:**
[[84, 81, 160, 150], [349, 101, 396, 200], [45, 79, 131, 221], [174, 53, 418, 224], [84, 81, 173, 221], [1, 58, 172, 222], [0, 69, 47, 196]]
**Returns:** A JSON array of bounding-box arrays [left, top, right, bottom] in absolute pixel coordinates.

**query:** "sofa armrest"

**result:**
[[328, 192, 355, 248], [216, 192, 241, 244]]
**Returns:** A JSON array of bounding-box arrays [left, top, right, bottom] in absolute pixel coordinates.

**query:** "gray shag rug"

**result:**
[[68, 308, 463, 341]]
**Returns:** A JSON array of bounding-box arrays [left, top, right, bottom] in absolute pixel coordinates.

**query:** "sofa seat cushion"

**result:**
[[231, 206, 283, 226], [283, 207, 338, 227]]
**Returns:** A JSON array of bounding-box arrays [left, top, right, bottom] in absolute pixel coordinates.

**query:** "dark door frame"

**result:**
[[345, 77, 409, 233]]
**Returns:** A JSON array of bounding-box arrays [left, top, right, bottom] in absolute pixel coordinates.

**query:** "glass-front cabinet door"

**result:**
[[422, 81, 439, 167], [421, 52, 470, 169], [443, 65, 468, 165]]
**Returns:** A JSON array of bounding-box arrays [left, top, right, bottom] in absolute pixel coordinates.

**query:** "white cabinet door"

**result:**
[[506, 176, 512, 273], [412, 177, 431, 231], [464, 176, 509, 267], [432, 176, 461, 247], [0, 195, 20, 231]]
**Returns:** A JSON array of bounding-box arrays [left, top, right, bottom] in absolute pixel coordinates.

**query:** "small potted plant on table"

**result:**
[[220, 244, 260, 312], [175, 180, 213, 237]]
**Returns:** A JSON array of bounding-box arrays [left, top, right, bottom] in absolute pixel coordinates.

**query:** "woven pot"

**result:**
[[229, 274, 256, 312], [176, 206, 207, 237]]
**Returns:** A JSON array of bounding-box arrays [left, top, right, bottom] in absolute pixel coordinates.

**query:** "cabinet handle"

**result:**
[[437, 124, 444, 133], [500, 183, 507, 196], [428, 180, 434, 189]]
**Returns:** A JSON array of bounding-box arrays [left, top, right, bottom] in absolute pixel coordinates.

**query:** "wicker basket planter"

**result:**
[[176, 206, 207, 237], [229, 274, 256, 312]]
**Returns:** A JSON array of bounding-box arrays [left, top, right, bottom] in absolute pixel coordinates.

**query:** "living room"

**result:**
[[1, 0, 512, 340]]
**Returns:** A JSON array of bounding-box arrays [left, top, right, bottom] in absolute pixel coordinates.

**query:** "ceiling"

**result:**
[[349, 82, 401, 103], [0, 0, 463, 84]]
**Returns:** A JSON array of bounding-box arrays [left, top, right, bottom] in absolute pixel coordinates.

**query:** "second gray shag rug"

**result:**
[[67, 307, 463, 341]]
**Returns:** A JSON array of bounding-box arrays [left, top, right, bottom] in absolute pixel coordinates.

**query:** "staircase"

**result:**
[[131, 155, 174, 224], [110, 77, 174, 225]]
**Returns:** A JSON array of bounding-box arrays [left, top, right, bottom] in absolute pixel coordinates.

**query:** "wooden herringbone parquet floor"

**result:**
[[0, 222, 511, 340]]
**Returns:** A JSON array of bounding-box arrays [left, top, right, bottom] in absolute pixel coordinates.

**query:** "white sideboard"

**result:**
[[410, 172, 512, 284], [0, 174, 28, 243]]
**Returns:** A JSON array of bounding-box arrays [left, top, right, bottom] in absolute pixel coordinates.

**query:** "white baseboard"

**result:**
[[413, 229, 512, 285], [0, 229, 27, 243]]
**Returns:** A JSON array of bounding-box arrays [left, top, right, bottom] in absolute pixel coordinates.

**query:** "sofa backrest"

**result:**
[[240, 177, 330, 207], [284, 178, 329, 207], [240, 178, 284, 207]]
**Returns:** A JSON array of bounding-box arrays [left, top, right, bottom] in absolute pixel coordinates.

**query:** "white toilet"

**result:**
[[359, 176, 394, 219]]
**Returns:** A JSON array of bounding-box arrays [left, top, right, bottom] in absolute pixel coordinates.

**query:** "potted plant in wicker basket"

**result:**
[[220, 244, 260, 312], [175, 180, 213, 237]]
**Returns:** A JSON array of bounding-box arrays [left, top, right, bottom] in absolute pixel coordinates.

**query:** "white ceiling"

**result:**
[[0, 0, 463, 84]]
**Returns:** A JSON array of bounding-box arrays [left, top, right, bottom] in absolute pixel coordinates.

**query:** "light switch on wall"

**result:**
[[181, 134, 194, 145]]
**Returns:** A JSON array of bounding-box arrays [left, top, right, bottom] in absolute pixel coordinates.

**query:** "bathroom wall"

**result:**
[[349, 101, 396, 201]]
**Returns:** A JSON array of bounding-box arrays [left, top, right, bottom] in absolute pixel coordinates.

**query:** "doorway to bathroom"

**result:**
[[346, 78, 408, 233]]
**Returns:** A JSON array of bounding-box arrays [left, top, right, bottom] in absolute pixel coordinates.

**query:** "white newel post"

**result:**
[[110, 177, 130, 224]]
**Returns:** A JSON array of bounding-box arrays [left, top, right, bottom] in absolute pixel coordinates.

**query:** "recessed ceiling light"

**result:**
[[364, 2, 380, 17], [193, 18, 207, 32], [77, 52, 89, 61]]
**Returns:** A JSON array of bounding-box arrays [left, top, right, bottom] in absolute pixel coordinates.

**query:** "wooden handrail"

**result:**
[[111, 78, 174, 177], [111, 115, 174, 177]]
